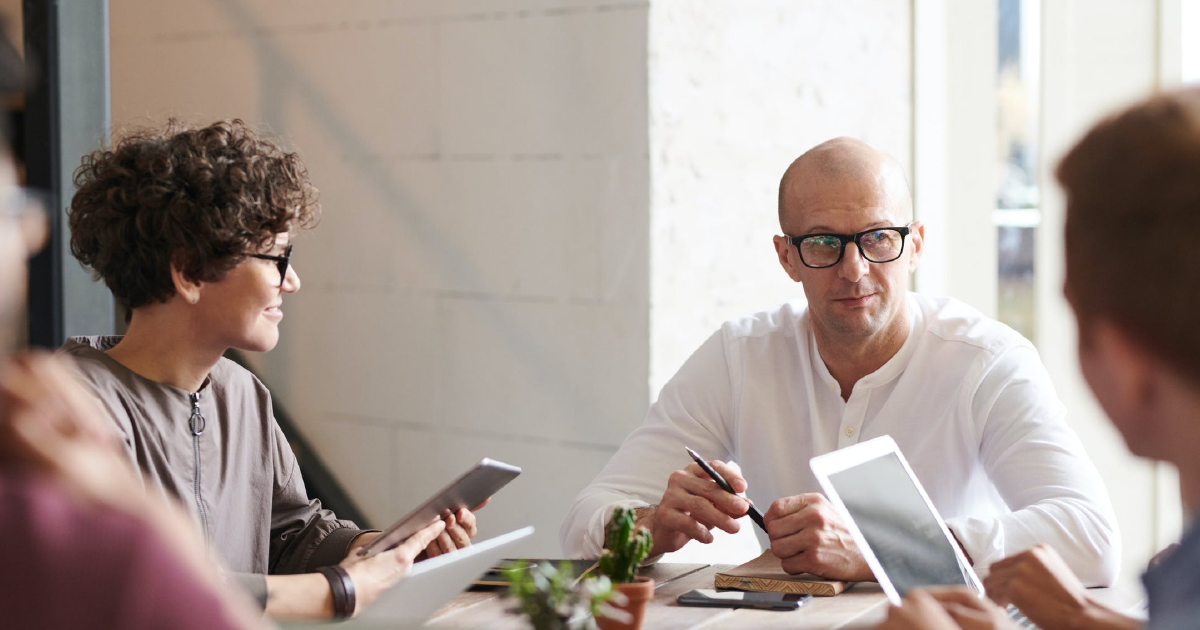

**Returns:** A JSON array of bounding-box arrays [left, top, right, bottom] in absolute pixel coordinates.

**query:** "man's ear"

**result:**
[[906, 221, 925, 273], [773, 235, 803, 283], [169, 260, 203, 304]]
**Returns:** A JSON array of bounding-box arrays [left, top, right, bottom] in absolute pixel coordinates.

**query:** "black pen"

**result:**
[[684, 446, 768, 534]]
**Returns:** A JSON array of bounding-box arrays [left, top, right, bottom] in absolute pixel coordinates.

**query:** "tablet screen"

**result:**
[[826, 452, 973, 596]]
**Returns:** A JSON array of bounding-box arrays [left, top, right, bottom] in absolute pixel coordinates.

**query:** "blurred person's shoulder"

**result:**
[[0, 470, 162, 628], [0, 470, 248, 629]]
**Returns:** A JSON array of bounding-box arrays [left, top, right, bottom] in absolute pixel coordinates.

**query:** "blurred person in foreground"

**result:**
[[58, 119, 463, 621], [878, 87, 1200, 630], [0, 128, 264, 628]]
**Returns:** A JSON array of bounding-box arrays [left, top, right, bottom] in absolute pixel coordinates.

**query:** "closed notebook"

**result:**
[[713, 549, 850, 597]]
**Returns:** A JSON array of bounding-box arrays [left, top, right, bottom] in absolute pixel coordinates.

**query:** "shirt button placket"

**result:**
[[840, 393, 866, 447]]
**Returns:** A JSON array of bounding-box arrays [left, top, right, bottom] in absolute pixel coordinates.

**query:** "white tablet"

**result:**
[[280, 527, 535, 630], [360, 458, 522, 559], [354, 526, 535, 625], [809, 435, 983, 604]]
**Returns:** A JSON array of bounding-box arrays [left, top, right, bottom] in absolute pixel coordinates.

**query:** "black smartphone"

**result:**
[[676, 589, 812, 611]]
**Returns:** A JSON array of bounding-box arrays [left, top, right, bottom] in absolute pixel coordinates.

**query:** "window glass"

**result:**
[[995, 0, 1040, 343]]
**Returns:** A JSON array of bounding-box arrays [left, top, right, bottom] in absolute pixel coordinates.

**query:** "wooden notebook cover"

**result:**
[[713, 549, 850, 596]]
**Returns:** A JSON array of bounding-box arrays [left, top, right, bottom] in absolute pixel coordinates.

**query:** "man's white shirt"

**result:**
[[560, 293, 1120, 585]]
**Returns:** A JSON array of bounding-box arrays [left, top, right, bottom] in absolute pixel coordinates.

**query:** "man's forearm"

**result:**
[[633, 505, 657, 531], [632, 505, 669, 558]]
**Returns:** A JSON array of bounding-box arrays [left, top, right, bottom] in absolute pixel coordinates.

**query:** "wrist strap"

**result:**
[[317, 566, 357, 619]]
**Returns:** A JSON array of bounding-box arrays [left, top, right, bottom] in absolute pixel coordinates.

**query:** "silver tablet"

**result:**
[[360, 458, 522, 559]]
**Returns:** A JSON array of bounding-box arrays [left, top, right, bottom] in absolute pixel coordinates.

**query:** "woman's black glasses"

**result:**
[[247, 244, 293, 287]]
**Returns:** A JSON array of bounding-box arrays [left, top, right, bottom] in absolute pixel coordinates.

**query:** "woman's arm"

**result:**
[[984, 545, 1141, 630], [263, 519, 447, 620]]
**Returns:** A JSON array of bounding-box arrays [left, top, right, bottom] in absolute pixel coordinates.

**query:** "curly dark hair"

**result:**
[[68, 119, 320, 310]]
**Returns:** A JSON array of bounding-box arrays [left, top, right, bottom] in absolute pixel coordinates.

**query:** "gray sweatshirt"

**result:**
[[61, 336, 364, 608]]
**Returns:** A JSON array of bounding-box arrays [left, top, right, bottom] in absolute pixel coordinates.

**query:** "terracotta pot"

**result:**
[[595, 576, 654, 630]]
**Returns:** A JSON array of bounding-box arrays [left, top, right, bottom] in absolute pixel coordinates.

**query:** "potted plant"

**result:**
[[505, 560, 617, 630], [594, 507, 654, 630]]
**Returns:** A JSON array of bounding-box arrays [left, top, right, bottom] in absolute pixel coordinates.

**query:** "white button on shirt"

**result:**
[[560, 294, 1120, 586]]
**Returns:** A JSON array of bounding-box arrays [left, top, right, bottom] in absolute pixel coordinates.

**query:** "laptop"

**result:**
[[282, 526, 534, 629], [810, 436, 1037, 628]]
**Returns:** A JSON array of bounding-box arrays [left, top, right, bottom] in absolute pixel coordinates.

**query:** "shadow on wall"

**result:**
[[202, 0, 638, 547], [211, 0, 605, 424]]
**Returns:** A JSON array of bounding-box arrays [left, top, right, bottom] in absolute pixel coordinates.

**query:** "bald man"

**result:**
[[560, 138, 1119, 587]]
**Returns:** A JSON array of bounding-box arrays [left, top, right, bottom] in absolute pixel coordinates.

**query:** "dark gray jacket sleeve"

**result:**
[[267, 421, 370, 574]]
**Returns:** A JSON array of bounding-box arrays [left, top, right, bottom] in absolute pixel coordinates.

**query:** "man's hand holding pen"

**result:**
[[635, 448, 872, 582], [656, 447, 871, 581], [636, 458, 752, 558]]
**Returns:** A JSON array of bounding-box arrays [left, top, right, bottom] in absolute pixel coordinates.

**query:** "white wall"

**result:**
[[648, 0, 912, 395], [647, 0, 912, 563], [109, 0, 651, 555], [912, 0, 998, 315]]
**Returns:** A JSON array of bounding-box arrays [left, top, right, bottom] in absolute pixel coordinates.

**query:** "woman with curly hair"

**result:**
[[60, 120, 477, 621]]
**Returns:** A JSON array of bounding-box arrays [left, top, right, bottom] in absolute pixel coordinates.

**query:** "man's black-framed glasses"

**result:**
[[787, 224, 912, 269], [248, 244, 293, 287]]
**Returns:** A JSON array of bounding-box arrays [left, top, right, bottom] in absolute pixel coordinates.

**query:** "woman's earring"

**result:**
[[192, 296, 199, 304]]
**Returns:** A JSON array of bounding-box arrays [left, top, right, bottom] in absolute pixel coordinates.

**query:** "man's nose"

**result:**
[[838, 242, 870, 283]]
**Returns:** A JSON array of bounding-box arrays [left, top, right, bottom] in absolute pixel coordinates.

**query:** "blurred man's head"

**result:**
[[0, 24, 39, 361], [773, 137, 922, 348], [1058, 87, 1200, 465], [0, 145, 47, 361]]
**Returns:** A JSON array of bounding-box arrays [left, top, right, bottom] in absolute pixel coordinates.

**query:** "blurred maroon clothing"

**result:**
[[0, 470, 247, 630]]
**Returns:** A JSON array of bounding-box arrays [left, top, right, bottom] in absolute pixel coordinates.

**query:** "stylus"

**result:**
[[685, 446, 768, 534]]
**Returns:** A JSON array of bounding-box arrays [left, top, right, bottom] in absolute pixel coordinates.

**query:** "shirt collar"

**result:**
[[68, 335, 214, 397]]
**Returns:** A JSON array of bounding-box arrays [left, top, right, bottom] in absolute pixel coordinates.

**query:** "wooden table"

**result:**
[[428, 563, 887, 629], [423, 564, 1146, 630]]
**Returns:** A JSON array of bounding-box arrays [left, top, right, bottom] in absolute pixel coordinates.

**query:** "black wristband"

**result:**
[[317, 566, 356, 619]]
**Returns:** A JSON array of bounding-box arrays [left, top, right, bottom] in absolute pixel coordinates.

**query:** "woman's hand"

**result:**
[[983, 544, 1090, 628], [983, 545, 1138, 630], [878, 589, 964, 630], [879, 587, 1020, 630], [422, 505, 481, 559], [340, 519, 447, 616], [0, 351, 136, 508]]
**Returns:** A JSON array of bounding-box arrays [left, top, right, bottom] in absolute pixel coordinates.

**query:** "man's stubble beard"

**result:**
[[817, 298, 890, 342]]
